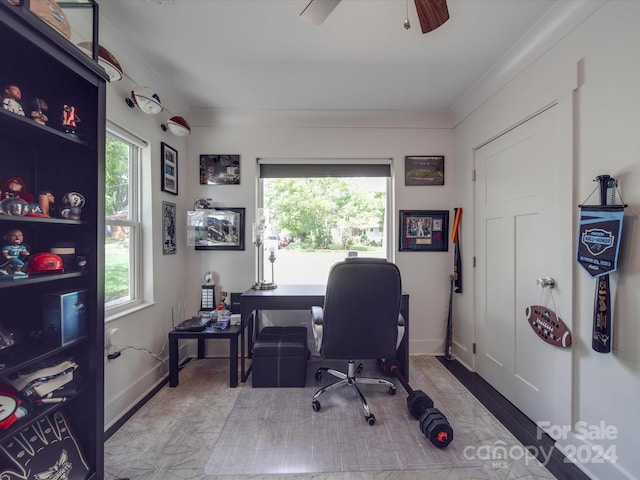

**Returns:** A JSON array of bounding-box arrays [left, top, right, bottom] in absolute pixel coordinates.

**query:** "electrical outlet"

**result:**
[[105, 327, 119, 349]]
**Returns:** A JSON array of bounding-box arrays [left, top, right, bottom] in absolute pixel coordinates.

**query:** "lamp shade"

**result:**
[[77, 42, 123, 82], [128, 86, 163, 115], [163, 116, 191, 136]]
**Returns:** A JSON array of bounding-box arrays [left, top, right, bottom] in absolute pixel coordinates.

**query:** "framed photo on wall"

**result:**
[[405, 156, 445, 186], [399, 210, 449, 251], [162, 201, 177, 254], [161, 142, 178, 194], [188, 207, 245, 250], [199, 154, 240, 185]]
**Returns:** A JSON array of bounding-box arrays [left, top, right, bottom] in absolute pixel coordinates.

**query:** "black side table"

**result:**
[[168, 322, 247, 388]]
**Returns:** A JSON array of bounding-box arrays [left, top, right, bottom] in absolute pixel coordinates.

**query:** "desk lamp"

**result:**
[[252, 209, 276, 290]]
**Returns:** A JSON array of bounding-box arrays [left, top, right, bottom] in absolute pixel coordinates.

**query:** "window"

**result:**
[[259, 159, 392, 284], [105, 128, 142, 312]]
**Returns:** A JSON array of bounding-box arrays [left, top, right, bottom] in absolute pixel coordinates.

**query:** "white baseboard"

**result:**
[[104, 362, 166, 432], [554, 433, 636, 480], [408, 338, 448, 356]]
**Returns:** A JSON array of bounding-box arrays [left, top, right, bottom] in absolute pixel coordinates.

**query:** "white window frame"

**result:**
[[257, 158, 395, 282], [104, 123, 145, 317]]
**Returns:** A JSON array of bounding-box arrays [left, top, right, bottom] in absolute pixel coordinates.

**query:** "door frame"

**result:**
[[470, 62, 580, 431]]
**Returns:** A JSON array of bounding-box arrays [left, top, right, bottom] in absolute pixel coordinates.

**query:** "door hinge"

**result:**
[[472, 170, 476, 181], [473, 256, 476, 268], [473, 343, 476, 354]]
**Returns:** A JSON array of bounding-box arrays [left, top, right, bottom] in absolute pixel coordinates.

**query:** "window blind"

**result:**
[[259, 159, 391, 178]]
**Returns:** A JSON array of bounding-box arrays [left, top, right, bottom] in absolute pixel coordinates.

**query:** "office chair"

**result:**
[[310, 257, 403, 425]]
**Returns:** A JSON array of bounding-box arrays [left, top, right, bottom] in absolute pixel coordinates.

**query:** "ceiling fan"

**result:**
[[300, 0, 450, 34]]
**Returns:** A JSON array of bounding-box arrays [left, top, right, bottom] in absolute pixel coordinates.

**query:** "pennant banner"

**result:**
[[577, 206, 624, 278]]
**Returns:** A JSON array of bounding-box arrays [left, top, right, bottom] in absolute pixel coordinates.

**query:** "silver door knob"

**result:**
[[536, 277, 556, 288]]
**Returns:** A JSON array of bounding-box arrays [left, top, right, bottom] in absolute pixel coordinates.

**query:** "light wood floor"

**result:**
[[104, 355, 588, 479]]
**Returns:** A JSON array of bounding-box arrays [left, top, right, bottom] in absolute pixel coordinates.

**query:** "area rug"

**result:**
[[204, 357, 549, 476]]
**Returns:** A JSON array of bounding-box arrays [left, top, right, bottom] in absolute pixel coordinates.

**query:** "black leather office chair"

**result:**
[[310, 257, 403, 425]]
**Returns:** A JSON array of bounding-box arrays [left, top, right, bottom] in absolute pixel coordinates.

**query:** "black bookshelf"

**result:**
[[0, 2, 106, 476]]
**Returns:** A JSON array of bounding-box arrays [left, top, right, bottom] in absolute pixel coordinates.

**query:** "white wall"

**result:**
[[453, 2, 640, 479], [99, 17, 192, 431], [182, 119, 456, 358]]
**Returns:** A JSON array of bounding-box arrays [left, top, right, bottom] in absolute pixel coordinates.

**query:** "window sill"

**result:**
[[106, 301, 155, 323]]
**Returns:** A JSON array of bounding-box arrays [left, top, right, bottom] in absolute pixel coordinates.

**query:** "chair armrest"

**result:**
[[397, 313, 406, 349], [311, 306, 324, 352], [311, 306, 324, 325]]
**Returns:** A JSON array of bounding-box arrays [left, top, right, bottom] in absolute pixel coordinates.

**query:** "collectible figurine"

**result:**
[[64, 191, 85, 208], [62, 104, 80, 136], [1, 84, 25, 116], [59, 191, 84, 219], [218, 291, 228, 309], [30, 97, 49, 125], [0, 177, 34, 203], [38, 189, 55, 217], [1, 229, 30, 277]]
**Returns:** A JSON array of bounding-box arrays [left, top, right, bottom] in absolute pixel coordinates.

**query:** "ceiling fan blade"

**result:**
[[414, 0, 449, 34], [300, 0, 341, 25]]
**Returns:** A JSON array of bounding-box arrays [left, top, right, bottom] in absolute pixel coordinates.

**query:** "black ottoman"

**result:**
[[252, 326, 308, 387]]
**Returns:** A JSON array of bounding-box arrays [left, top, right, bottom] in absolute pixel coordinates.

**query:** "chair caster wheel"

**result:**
[[315, 370, 323, 381], [356, 363, 364, 374], [366, 414, 376, 425], [388, 386, 397, 395], [312, 400, 321, 412]]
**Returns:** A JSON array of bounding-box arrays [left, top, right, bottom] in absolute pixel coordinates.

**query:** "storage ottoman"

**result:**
[[252, 326, 308, 387]]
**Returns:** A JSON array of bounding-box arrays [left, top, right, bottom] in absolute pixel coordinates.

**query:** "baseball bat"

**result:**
[[592, 175, 612, 353], [452, 208, 462, 294], [445, 274, 454, 360], [445, 208, 463, 360]]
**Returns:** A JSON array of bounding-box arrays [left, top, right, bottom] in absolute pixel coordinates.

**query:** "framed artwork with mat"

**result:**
[[161, 142, 178, 195], [405, 156, 445, 186], [399, 210, 449, 252]]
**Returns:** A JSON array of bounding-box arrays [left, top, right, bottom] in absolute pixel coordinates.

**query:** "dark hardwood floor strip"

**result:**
[[437, 357, 591, 480]]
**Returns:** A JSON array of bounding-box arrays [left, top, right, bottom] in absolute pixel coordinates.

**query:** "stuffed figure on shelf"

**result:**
[[1, 228, 31, 277], [1, 177, 34, 203], [1, 84, 25, 116]]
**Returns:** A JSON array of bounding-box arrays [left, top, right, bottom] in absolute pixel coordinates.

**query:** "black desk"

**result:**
[[241, 285, 410, 381], [168, 323, 247, 388]]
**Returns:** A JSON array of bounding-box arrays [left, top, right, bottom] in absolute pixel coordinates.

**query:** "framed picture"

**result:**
[[405, 156, 445, 186], [199, 154, 240, 185], [187, 207, 245, 250], [399, 210, 449, 252], [161, 142, 178, 194], [162, 201, 177, 254]]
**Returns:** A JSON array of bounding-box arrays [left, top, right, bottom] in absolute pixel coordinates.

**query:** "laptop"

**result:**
[[174, 316, 211, 332]]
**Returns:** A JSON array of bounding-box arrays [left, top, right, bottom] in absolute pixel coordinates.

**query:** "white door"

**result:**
[[476, 104, 573, 430]]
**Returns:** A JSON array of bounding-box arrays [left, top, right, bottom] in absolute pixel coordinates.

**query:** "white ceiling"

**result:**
[[98, 0, 557, 113]]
